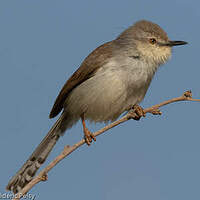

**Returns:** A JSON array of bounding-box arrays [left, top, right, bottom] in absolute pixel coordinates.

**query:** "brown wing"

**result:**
[[49, 41, 113, 118]]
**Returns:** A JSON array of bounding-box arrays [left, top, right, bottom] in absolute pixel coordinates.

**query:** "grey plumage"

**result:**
[[7, 116, 62, 193], [7, 20, 187, 193]]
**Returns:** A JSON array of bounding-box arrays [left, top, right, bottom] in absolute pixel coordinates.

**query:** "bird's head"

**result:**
[[116, 20, 187, 66]]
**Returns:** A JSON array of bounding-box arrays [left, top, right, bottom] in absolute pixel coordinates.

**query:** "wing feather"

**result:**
[[49, 41, 113, 118]]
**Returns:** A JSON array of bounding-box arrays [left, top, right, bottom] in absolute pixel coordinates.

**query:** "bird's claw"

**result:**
[[132, 105, 146, 120], [84, 128, 96, 146]]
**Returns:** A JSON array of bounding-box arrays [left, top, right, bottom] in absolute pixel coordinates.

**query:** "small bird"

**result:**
[[7, 20, 187, 193]]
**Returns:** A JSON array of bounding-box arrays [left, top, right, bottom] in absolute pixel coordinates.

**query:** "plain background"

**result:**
[[1, 0, 199, 199]]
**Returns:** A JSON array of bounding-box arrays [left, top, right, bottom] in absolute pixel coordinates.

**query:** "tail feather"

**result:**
[[6, 115, 63, 193]]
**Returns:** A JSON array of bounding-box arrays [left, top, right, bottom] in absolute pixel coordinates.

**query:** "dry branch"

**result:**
[[12, 90, 200, 200]]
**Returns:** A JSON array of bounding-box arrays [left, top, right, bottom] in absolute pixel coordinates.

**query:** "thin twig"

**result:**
[[12, 90, 200, 200]]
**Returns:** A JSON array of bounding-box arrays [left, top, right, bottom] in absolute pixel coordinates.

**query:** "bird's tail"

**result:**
[[6, 115, 64, 193]]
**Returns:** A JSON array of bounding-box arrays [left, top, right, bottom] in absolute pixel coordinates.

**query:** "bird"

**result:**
[[7, 20, 187, 193]]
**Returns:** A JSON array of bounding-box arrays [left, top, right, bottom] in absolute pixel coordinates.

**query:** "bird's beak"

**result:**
[[165, 40, 188, 46]]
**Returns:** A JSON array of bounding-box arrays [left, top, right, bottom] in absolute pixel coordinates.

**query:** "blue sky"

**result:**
[[1, 0, 200, 199]]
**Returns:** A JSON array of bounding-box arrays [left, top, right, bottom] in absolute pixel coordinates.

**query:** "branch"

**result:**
[[12, 90, 200, 199]]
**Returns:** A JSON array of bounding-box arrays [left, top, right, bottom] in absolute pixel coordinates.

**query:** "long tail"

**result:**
[[6, 115, 64, 193]]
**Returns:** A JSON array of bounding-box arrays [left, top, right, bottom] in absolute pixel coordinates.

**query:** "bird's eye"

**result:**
[[149, 38, 157, 44]]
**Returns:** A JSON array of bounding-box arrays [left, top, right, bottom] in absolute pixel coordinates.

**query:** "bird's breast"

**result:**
[[65, 57, 157, 122]]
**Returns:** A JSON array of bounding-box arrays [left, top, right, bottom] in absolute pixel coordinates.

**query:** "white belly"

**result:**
[[64, 57, 156, 123]]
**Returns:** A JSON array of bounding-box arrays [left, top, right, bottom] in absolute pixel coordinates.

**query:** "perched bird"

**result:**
[[7, 20, 187, 193]]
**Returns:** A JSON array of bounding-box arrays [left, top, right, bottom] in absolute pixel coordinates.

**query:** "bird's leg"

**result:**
[[81, 114, 96, 145], [132, 104, 146, 120]]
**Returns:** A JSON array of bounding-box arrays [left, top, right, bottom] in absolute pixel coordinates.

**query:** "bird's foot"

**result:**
[[84, 127, 96, 146], [81, 114, 96, 145], [132, 104, 146, 120]]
